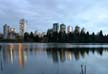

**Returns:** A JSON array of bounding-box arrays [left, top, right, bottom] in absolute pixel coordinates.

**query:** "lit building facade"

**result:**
[[19, 19, 27, 37], [9, 28, 16, 39]]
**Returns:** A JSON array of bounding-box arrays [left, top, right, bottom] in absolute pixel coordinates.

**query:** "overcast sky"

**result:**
[[0, 0, 108, 34]]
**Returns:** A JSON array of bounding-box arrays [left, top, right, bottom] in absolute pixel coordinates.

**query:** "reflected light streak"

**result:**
[[10, 48, 13, 64], [18, 43, 24, 67], [9, 43, 15, 64], [67, 52, 72, 61], [18, 43, 27, 67]]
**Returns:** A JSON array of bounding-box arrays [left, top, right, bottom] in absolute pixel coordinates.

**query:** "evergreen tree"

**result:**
[[24, 32, 30, 42]]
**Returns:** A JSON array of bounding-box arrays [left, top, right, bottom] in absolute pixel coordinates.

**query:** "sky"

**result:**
[[0, 0, 108, 34]]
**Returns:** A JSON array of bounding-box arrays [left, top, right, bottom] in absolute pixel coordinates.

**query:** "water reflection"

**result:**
[[46, 47, 107, 63], [0, 44, 107, 66], [0, 43, 108, 74]]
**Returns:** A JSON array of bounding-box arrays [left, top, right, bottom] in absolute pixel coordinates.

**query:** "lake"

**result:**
[[0, 43, 108, 74]]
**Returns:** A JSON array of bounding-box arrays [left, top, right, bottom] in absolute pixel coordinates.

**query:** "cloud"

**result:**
[[0, 0, 108, 34]]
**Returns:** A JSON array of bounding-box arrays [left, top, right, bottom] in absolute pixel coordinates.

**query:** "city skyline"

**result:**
[[0, 0, 108, 34]]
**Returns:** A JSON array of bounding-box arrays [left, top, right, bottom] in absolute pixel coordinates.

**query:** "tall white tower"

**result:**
[[67, 26, 73, 33], [19, 19, 27, 37]]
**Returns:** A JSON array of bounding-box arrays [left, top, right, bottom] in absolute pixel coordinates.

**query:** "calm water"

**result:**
[[0, 43, 108, 74]]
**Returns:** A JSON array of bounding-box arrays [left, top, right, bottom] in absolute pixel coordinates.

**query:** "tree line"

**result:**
[[23, 30, 108, 43], [47, 30, 108, 43]]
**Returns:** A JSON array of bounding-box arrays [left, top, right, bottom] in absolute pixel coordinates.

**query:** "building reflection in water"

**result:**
[[46, 47, 106, 63], [0, 43, 28, 68], [18, 43, 26, 67], [66, 51, 72, 61], [8, 43, 15, 64], [0, 44, 108, 68]]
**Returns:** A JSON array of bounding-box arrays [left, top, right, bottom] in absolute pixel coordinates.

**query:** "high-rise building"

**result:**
[[9, 28, 16, 33], [3, 24, 10, 39], [67, 26, 73, 33], [34, 30, 38, 36], [60, 24, 66, 33], [3, 24, 16, 39], [53, 23, 59, 32], [19, 19, 27, 37], [74, 25, 80, 33], [9, 28, 16, 39]]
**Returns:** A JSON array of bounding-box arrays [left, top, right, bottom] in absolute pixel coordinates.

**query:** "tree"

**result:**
[[29, 32, 34, 42], [85, 31, 90, 43], [24, 32, 30, 42], [91, 32, 95, 43], [97, 30, 104, 43]]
